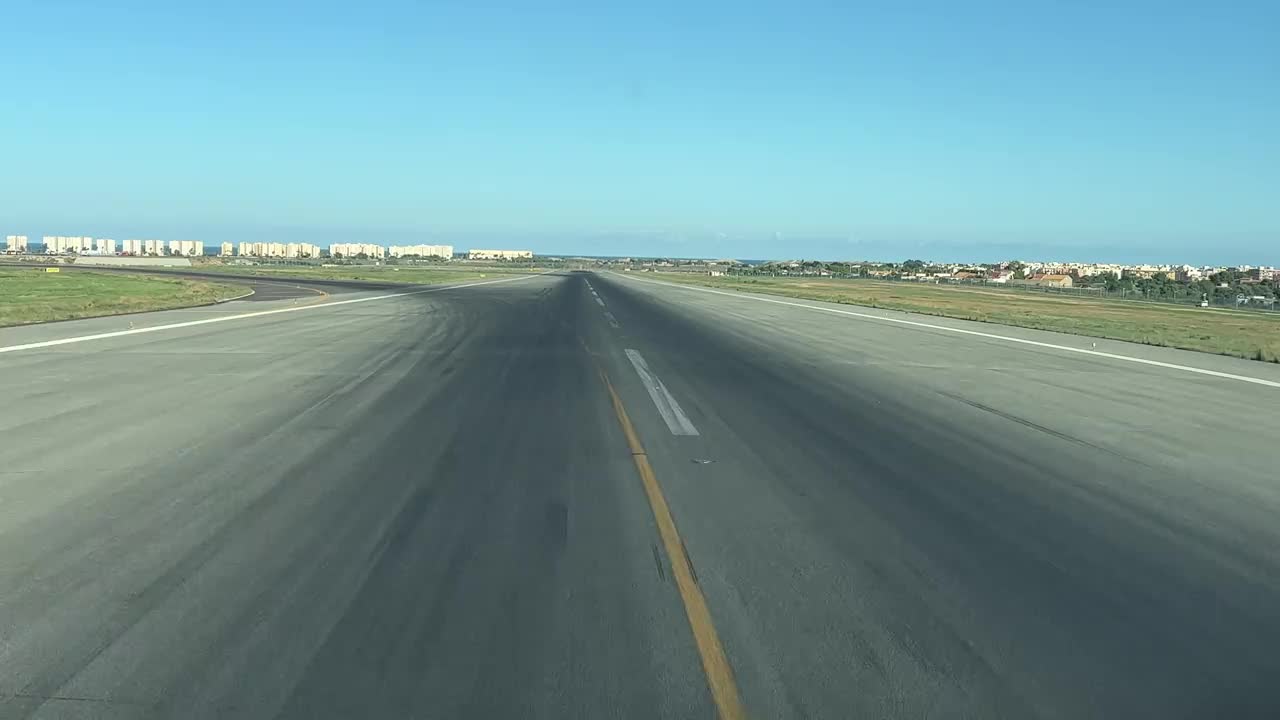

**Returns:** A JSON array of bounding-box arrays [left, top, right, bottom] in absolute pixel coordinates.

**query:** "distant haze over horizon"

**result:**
[[3, 3, 1275, 267]]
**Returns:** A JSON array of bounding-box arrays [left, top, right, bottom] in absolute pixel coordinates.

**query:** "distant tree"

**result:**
[[1210, 270, 1238, 285], [901, 259, 926, 271]]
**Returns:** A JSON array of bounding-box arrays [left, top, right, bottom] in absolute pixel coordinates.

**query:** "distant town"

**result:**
[[603, 257, 1277, 310], [680, 257, 1280, 285], [4, 232, 1276, 308]]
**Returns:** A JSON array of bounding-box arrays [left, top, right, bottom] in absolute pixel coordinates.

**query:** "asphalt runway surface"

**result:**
[[1, 271, 1278, 718]]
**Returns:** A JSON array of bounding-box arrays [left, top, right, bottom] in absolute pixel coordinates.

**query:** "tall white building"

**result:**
[[4, 235, 27, 253], [95, 238, 116, 254], [389, 244, 453, 259], [220, 242, 234, 257], [330, 243, 386, 259], [143, 239, 165, 255], [122, 239, 144, 255]]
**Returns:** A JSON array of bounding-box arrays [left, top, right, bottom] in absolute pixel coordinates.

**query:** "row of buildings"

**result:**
[[230, 242, 322, 259], [330, 243, 388, 259], [325, 245, 532, 260], [984, 261, 1278, 283], [389, 244, 454, 259], [859, 262, 1278, 286], [4, 235, 206, 256], [468, 249, 533, 260], [5, 235, 530, 261], [5, 230, 529, 258], [226, 243, 455, 259]]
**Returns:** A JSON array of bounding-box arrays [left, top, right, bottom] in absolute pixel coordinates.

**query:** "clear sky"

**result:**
[[2, 0, 1277, 263]]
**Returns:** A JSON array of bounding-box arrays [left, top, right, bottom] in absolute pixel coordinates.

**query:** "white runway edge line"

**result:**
[[604, 311, 621, 328], [613, 273, 1280, 390], [0, 274, 540, 356], [624, 349, 699, 436]]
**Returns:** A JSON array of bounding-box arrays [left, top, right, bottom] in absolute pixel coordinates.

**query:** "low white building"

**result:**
[[468, 249, 532, 260], [42, 236, 93, 253], [389, 244, 453, 259], [330, 243, 386, 259], [284, 243, 320, 258], [168, 240, 204, 257]]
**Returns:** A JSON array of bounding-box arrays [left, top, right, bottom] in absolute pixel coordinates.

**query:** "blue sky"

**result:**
[[2, 0, 1276, 263]]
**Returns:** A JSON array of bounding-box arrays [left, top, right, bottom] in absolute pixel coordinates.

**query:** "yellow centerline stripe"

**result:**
[[598, 368, 747, 720]]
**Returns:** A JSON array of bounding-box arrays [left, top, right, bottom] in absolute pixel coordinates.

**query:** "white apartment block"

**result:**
[[4, 235, 28, 253], [42, 236, 93, 253], [168, 240, 204, 257], [330, 243, 386, 259], [468, 249, 533, 260], [122, 239, 144, 255], [233, 242, 320, 258], [284, 243, 320, 258], [94, 238, 116, 254], [220, 242, 234, 257], [143, 239, 166, 255], [389, 244, 453, 259]]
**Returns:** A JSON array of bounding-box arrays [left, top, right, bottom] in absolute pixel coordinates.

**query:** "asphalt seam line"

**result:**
[[590, 281, 622, 328], [0, 274, 537, 355], [613, 273, 1280, 389], [216, 288, 257, 303], [624, 349, 699, 435], [597, 367, 744, 720]]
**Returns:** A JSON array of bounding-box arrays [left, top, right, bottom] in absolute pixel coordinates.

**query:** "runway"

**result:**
[[1, 271, 1278, 718]]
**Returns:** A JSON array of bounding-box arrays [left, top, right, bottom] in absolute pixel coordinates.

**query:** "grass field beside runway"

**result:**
[[641, 272, 1280, 362], [0, 269, 245, 326]]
